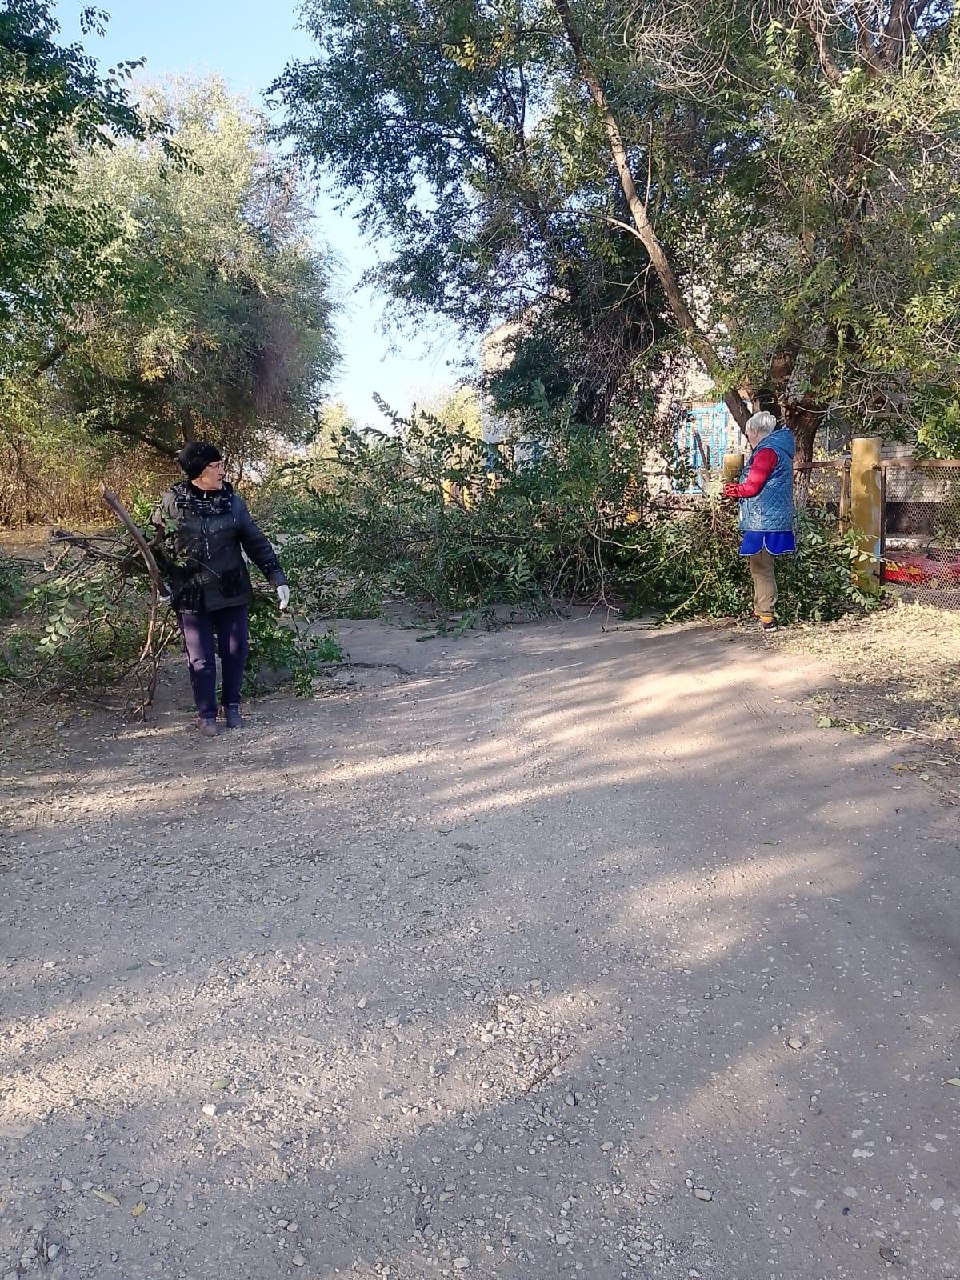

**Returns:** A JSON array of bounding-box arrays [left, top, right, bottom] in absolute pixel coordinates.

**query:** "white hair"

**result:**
[[745, 411, 777, 439]]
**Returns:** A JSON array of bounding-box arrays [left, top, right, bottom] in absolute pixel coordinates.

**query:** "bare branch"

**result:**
[[804, 14, 843, 84], [30, 340, 70, 378], [851, 1, 884, 72]]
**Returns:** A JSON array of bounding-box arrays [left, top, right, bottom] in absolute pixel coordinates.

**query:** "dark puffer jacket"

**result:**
[[152, 481, 286, 612]]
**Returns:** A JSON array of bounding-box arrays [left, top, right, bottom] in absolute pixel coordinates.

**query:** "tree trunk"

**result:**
[[180, 410, 197, 444], [782, 403, 820, 467], [764, 352, 823, 465], [550, 0, 750, 430], [30, 340, 70, 378]]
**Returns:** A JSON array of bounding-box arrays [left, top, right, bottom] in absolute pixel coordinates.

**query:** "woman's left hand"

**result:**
[[277, 585, 291, 611], [723, 483, 741, 500]]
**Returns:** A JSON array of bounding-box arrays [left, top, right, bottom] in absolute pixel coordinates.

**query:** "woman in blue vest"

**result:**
[[723, 411, 796, 632]]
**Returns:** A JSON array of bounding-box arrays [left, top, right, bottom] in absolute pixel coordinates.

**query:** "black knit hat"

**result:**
[[176, 442, 223, 480]]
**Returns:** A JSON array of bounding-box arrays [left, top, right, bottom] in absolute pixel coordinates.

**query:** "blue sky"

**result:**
[[54, 0, 464, 427]]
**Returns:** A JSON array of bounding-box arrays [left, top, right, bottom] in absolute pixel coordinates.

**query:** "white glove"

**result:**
[[277, 584, 291, 611]]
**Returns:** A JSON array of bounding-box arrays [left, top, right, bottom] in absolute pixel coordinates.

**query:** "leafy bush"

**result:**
[[245, 592, 343, 697], [616, 503, 747, 620], [269, 400, 685, 622], [0, 529, 171, 711], [775, 515, 878, 622], [622, 507, 878, 623], [14, 554, 157, 695], [266, 406, 873, 628], [0, 533, 344, 712]]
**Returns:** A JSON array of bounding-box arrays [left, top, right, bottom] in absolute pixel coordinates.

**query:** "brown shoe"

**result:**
[[197, 716, 219, 737]]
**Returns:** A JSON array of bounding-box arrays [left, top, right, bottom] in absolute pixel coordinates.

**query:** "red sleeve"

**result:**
[[729, 448, 777, 498]]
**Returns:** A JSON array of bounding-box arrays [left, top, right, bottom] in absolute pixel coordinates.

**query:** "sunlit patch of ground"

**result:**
[[772, 600, 960, 800]]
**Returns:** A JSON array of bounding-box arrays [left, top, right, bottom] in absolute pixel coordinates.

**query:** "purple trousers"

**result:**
[[177, 606, 249, 720]]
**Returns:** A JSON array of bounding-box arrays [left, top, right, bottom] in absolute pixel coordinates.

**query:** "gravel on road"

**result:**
[[2, 614, 958, 1280]]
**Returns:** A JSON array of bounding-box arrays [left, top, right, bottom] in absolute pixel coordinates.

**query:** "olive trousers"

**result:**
[[747, 548, 778, 618]]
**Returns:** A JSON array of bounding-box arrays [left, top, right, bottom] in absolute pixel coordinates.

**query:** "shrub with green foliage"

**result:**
[[268, 407, 876, 628], [624, 507, 877, 624], [245, 592, 343, 697], [7, 551, 156, 696], [775, 516, 877, 624], [270, 401, 684, 623], [0, 536, 343, 711]]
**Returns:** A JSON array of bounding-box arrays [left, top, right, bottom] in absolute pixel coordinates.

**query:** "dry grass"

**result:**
[[775, 599, 960, 801]]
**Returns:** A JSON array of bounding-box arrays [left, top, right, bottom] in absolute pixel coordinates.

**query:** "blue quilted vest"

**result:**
[[739, 427, 796, 533]]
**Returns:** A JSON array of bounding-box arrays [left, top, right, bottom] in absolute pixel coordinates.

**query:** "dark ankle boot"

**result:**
[[223, 704, 243, 729]]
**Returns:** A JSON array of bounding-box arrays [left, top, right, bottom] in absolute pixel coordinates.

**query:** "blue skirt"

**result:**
[[739, 531, 796, 556]]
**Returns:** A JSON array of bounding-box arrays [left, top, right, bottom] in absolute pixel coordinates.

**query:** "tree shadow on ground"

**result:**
[[1, 618, 959, 1280]]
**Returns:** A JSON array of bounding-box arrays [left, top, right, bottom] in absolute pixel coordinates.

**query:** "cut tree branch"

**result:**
[[100, 487, 164, 597], [550, 0, 749, 427], [100, 486, 169, 703]]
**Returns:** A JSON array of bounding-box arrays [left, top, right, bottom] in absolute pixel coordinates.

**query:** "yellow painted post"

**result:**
[[722, 453, 744, 484], [850, 436, 882, 592]]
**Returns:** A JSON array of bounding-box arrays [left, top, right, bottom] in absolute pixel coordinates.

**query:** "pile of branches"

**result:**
[[1, 490, 175, 718]]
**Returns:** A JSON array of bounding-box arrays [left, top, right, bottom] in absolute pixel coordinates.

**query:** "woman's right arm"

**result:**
[[148, 492, 171, 537], [724, 448, 778, 499]]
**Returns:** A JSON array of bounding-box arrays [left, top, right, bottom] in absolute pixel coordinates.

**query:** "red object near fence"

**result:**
[[884, 552, 960, 584]]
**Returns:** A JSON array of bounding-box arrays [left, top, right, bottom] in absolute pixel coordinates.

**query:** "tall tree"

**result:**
[[275, 0, 960, 459], [49, 78, 340, 459], [551, 0, 960, 458], [271, 0, 675, 429], [0, 0, 164, 372]]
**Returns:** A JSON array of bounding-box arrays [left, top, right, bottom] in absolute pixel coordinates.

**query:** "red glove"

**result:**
[[723, 483, 742, 499]]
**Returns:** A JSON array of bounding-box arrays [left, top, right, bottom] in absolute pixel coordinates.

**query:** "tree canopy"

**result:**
[[0, 0, 163, 365], [274, 0, 960, 457], [0, 54, 341, 519], [55, 78, 340, 458], [271, 0, 675, 429]]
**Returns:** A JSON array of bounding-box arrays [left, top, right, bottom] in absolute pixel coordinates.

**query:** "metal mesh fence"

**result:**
[[882, 462, 960, 609], [794, 461, 851, 527]]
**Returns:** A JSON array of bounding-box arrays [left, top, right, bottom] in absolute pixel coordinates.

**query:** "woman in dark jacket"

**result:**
[[153, 442, 289, 736]]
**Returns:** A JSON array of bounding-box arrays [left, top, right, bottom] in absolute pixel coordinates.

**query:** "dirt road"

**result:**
[[2, 615, 958, 1279]]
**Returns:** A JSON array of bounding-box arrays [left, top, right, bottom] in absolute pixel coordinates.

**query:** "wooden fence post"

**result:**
[[850, 437, 883, 592], [839, 457, 852, 534]]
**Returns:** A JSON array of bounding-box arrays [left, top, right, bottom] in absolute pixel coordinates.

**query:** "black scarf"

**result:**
[[182, 480, 235, 516]]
